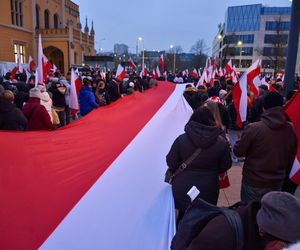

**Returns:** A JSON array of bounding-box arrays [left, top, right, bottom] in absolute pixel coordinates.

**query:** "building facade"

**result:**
[[113, 44, 128, 56], [212, 4, 300, 74], [0, 0, 95, 74]]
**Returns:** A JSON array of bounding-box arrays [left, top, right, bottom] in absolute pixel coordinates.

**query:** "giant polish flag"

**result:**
[[0, 82, 193, 250], [284, 90, 300, 185]]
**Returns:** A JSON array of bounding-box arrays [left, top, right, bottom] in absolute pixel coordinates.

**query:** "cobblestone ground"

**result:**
[[218, 163, 300, 206]]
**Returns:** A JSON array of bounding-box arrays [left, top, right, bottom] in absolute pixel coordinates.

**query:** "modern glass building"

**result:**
[[212, 4, 300, 74]]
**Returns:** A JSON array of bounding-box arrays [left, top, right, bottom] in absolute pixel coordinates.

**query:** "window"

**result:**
[[263, 47, 287, 57], [235, 47, 253, 56], [74, 52, 77, 64], [265, 21, 290, 31], [44, 10, 50, 29], [54, 14, 59, 29], [14, 43, 26, 63], [232, 59, 253, 68], [224, 34, 254, 45], [36, 5, 40, 29], [10, 0, 23, 27], [264, 34, 288, 44]]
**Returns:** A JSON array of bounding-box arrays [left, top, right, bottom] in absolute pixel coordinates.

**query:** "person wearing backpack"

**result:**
[[166, 107, 232, 219], [185, 192, 300, 250]]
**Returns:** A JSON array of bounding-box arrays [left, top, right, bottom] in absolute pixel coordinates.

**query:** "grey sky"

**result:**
[[74, 0, 291, 54]]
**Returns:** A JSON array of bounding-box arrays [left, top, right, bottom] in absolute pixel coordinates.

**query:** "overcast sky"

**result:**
[[74, 0, 291, 54]]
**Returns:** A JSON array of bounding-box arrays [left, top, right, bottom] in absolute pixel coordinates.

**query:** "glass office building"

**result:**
[[213, 4, 295, 73]]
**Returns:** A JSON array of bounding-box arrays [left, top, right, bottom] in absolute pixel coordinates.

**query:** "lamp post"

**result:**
[[137, 37, 145, 70], [218, 34, 223, 66], [170, 44, 176, 73], [237, 40, 243, 69], [99, 38, 105, 54]]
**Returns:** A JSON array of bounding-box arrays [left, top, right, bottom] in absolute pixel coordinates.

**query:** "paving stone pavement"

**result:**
[[217, 164, 300, 206]]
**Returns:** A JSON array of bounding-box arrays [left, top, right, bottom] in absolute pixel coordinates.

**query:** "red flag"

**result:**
[[116, 64, 127, 80], [159, 54, 164, 73], [128, 57, 136, 69], [143, 65, 148, 77], [247, 59, 261, 99], [224, 59, 233, 75], [232, 60, 260, 128], [28, 56, 36, 73], [10, 67, 18, 80], [152, 69, 158, 80], [284, 90, 300, 185], [191, 68, 199, 79]]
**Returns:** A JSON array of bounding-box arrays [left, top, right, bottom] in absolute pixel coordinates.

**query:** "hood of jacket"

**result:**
[[79, 86, 92, 97], [260, 107, 287, 129], [185, 121, 220, 148], [0, 100, 14, 113]]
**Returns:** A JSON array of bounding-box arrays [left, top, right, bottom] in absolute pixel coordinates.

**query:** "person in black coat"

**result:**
[[166, 107, 232, 214], [0, 90, 27, 131]]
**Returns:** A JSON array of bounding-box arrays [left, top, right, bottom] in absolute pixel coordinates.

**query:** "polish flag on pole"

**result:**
[[247, 59, 261, 100], [69, 68, 79, 117], [143, 65, 148, 77], [116, 64, 127, 80], [128, 57, 136, 69], [191, 68, 199, 79], [156, 66, 161, 78], [28, 56, 36, 73], [219, 67, 224, 77], [152, 69, 157, 79], [196, 70, 206, 87], [43, 55, 53, 77], [159, 54, 164, 73], [232, 62, 255, 128], [198, 69, 202, 78], [284, 90, 300, 185], [224, 59, 233, 75], [36, 34, 44, 86], [261, 76, 268, 86]]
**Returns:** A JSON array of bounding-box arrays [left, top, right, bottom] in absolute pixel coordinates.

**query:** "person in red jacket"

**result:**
[[22, 87, 55, 131]]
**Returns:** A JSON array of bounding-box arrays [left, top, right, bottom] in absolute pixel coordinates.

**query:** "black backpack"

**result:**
[[171, 198, 244, 250]]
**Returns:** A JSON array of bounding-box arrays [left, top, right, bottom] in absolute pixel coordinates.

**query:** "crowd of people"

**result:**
[[1, 64, 300, 249], [0, 69, 159, 131], [166, 74, 300, 249]]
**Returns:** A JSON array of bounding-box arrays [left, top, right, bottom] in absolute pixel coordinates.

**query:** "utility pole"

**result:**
[[284, 0, 300, 95]]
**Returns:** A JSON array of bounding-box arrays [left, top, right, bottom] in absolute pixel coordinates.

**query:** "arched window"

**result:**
[[10, 0, 23, 27], [54, 14, 59, 29], [36, 5, 40, 29], [44, 9, 50, 29]]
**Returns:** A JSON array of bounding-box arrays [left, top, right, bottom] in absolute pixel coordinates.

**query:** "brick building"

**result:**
[[0, 0, 95, 74]]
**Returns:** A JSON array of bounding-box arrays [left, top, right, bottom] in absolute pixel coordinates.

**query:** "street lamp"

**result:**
[[137, 37, 144, 70], [170, 44, 176, 73], [218, 34, 223, 66], [237, 40, 243, 69]]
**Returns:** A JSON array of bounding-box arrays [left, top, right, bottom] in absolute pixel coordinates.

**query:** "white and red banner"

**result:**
[[0, 82, 193, 250], [284, 90, 300, 186]]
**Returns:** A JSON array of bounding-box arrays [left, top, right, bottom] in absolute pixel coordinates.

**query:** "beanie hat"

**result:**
[[29, 87, 43, 99], [256, 192, 300, 243], [263, 92, 283, 109]]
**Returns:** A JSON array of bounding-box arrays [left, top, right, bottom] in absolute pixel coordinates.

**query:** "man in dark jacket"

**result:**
[[0, 90, 27, 130], [187, 192, 300, 250], [234, 92, 297, 203]]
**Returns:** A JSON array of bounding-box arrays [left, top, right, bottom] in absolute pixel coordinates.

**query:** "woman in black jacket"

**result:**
[[166, 107, 232, 215]]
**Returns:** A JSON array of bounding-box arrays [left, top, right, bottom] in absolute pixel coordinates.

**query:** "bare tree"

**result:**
[[190, 39, 207, 55], [255, 16, 288, 73]]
